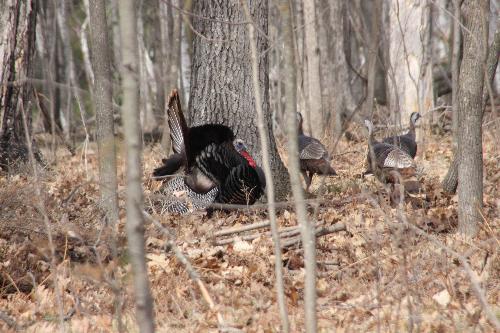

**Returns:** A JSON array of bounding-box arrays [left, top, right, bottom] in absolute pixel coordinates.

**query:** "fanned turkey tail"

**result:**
[[167, 89, 189, 159]]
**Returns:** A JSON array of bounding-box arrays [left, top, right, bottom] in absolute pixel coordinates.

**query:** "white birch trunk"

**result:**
[[387, 0, 434, 134], [303, 0, 323, 139]]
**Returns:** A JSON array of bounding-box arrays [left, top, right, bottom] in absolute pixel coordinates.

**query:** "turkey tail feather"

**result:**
[[152, 153, 184, 177], [167, 89, 189, 159]]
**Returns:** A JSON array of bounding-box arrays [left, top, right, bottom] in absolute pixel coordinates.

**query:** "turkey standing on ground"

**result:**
[[382, 112, 421, 158], [364, 119, 416, 183], [153, 89, 264, 214], [296, 112, 337, 191]]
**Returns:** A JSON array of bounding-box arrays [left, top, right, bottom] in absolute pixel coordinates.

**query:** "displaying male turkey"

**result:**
[[296, 112, 337, 191], [153, 89, 264, 214], [382, 112, 420, 158], [364, 119, 416, 183]]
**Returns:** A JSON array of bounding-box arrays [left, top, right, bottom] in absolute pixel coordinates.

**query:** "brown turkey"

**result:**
[[296, 113, 337, 191]]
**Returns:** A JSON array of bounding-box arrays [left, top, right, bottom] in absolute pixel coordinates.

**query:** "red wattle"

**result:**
[[240, 151, 257, 168]]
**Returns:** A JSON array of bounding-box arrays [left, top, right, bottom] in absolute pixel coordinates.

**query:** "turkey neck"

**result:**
[[298, 118, 305, 136], [367, 126, 378, 147], [407, 117, 416, 141]]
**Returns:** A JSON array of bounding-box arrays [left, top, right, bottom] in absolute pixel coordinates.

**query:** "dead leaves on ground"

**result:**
[[0, 131, 498, 331]]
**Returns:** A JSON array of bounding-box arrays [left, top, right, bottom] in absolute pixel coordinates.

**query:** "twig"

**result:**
[[213, 225, 300, 246], [213, 220, 271, 237], [281, 224, 347, 249], [214, 224, 346, 248]]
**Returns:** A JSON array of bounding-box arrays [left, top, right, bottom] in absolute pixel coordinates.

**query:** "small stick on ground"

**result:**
[[281, 224, 347, 249], [214, 224, 346, 248]]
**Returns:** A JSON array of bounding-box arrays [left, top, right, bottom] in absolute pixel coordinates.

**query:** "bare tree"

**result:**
[[88, 0, 119, 226], [118, 0, 155, 331], [242, 2, 290, 331], [321, 0, 356, 138], [364, 0, 383, 118], [386, 0, 434, 126], [188, 0, 290, 199], [451, 0, 462, 150], [303, 0, 323, 139], [0, 0, 41, 171], [442, 19, 499, 195], [455, 0, 489, 236], [282, 2, 317, 331]]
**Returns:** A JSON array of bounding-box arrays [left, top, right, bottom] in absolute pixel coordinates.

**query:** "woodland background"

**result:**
[[0, 0, 499, 332]]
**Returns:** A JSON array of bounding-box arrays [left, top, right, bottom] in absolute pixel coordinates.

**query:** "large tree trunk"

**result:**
[[320, 0, 356, 139], [88, 0, 119, 226], [0, 0, 40, 171], [159, 0, 181, 152], [363, 0, 383, 119], [386, 0, 434, 128], [118, 0, 155, 331], [189, 0, 289, 199], [137, 1, 157, 135], [456, 0, 489, 236], [303, 0, 323, 139]]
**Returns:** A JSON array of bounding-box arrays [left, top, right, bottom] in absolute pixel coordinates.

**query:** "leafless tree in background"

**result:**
[[281, 2, 317, 331], [321, 0, 357, 139], [118, 0, 155, 331], [386, 0, 434, 128], [364, 0, 383, 119], [303, 0, 323, 139], [88, 0, 119, 227], [455, 0, 489, 236], [241, 2, 290, 330], [0, 0, 41, 171]]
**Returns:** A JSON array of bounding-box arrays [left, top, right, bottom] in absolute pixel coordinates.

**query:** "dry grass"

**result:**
[[0, 126, 498, 332]]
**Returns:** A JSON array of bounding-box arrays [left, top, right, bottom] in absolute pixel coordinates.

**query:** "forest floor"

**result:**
[[0, 120, 498, 332]]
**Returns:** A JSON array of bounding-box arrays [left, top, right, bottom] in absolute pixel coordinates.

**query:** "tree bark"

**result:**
[[137, 1, 157, 134], [88, 0, 119, 226], [322, 0, 356, 139], [189, 0, 290, 199], [360, 0, 386, 106], [118, 0, 155, 331], [303, 0, 323, 139], [387, 0, 434, 126], [0, 0, 40, 171], [281, 2, 317, 331], [456, 0, 489, 236], [242, 3, 290, 331], [363, 0, 382, 119], [451, 0, 462, 151], [442, 4, 499, 196]]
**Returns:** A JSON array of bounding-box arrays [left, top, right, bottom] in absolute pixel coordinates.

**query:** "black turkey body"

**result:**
[[382, 112, 420, 158], [153, 90, 264, 214], [364, 119, 416, 183]]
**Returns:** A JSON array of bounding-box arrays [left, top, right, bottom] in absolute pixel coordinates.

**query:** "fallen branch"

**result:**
[[214, 224, 346, 248], [281, 224, 347, 249], [213, 221, 299, 238], [213, 220, 271, 237]]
